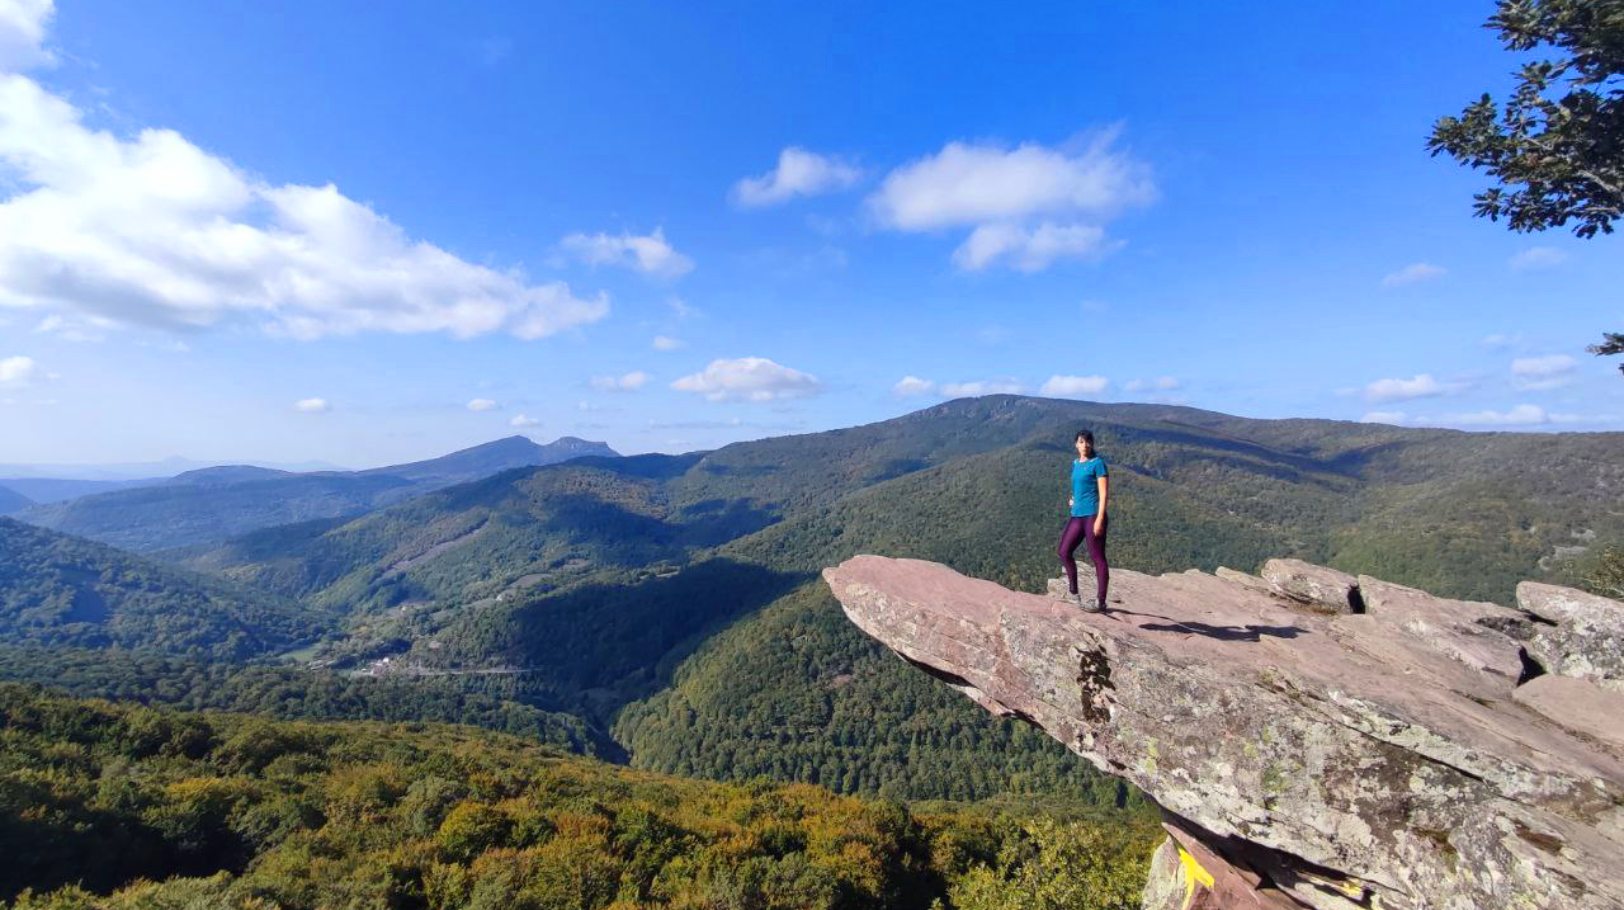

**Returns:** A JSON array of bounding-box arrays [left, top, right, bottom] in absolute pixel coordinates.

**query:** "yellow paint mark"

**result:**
[[1178, 843, 1216, 909]]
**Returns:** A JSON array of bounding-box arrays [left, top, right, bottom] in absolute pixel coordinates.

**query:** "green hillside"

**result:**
[[0, 519, 329, 660], [0, 487, 30, 517], [0, 685, 1158, 909], [16, 436, 621, 553], [12, 395, 1622, 804]]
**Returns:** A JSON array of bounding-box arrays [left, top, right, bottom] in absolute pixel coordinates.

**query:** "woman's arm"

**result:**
[[1094, 475, 1109, 533]]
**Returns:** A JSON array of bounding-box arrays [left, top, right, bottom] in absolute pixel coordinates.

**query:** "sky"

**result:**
[[0, 0, 1620, 469]]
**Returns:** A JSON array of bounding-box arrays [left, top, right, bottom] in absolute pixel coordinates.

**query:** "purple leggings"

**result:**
[[1058, 515, 1109, 601]]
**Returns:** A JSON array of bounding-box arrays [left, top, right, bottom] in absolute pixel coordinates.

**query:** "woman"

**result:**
[[1057, 429, 1110, 613]]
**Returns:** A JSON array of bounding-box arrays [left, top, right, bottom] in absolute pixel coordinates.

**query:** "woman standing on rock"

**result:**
[[1058, 429, 1110, 613]]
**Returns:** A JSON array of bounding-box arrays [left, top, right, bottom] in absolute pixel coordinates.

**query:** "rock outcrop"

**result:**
[[822, 556, 1624, 910]]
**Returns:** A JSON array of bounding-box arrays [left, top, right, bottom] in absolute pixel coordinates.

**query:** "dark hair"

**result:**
[[1075, 429, 1095, 449]]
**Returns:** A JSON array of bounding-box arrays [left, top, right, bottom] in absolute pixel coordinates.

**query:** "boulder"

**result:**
[[823, 555, 1624, 910], [1260, 558, 1362, 613], [1216, 566, 1275, 597], [1517, 582, 1624, 685]]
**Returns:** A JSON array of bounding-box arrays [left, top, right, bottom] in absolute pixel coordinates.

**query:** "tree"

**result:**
[[1428, 0, 1624, 238], [1590, 332, 1623, 374], [1429, 1, 1623, 375]]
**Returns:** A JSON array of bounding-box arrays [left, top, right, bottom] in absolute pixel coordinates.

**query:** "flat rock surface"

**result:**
[[824, 556, 1624, 910]]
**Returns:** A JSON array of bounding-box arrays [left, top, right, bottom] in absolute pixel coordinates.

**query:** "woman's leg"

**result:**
[[1056, 518, 1086, 595], [1082, 515, 1109, 604]]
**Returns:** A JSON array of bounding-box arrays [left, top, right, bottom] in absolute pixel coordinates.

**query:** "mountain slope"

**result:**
[[0, 518, 329, 659], [0, 685, 1157, 908], [29, 395, 1624, 802], [0, 485, 31, 516], [16, 435, 621, 552]]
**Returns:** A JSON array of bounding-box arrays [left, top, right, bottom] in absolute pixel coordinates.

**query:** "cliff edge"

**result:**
[[822, 556, 1624, 910]]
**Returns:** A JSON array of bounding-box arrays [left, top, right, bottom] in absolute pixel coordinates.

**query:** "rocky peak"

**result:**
[[822, 556, 1624, 910]]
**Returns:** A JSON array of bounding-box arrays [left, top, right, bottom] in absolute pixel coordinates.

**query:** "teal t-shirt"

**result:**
[[1070, 457, 1108, 517]]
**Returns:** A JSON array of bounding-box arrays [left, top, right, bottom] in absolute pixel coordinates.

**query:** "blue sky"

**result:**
[[0, 0, 1619, 468]]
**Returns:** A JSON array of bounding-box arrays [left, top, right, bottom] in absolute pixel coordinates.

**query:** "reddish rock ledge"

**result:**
[[822, 556, 1624, 910]]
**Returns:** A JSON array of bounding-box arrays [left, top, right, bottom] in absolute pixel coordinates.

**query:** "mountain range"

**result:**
[[13, 435, 618, 552], [1, 397, 1619, 802]]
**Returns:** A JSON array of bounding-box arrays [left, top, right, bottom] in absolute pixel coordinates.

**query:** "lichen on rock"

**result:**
[[822, 556, 1624, 910]]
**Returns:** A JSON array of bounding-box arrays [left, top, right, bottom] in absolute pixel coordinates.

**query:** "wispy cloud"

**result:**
[[0, 0, 54, 70], [1449, 404, 1552, 426], [953, 222, 1118, 272], [1380, 262, 1446, 288], [732, 147, 862, 207], [0, 353, 38, 386], [1040, 375, 1108, 397], [558, 228, 693, 279], [1124, 376, 1180, 393], [867, 131, 1154, 272], [1511, 354, 1577, 390], [940, 379, 1026, 397], [672, 357, 821, 402], [509, 413, 541, 428], [467, 398, 498, 412], [590, 371, 650, 392], [892, 376, 936, 397], [1509, 246, 1567, 270], [652, 335, 684, 351], [1364, 373, 1468, 403], [294, 397, 330, 413]]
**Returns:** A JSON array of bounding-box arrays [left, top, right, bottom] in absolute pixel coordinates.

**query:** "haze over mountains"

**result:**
[[11, 435, 618, 552], [1, 396, 1619, 802]]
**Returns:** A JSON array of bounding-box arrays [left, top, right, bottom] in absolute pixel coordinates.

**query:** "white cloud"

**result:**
[[652, 335, 684, 351], [1450, 404, 1550, 426], [953, 221, 1117, 272], [1511, 354, 1577, 390], [1509, 246, 1567, 270], [467, 398, 498, 412], [866, 132, 1153, 272], [732, 147, 862, 207], [1040, 374, 1108, 397], [590, 370, 650, 392], [869, 132, 1153, 231], [1380, 262, 1446, 288], [558, 227, 693, 279], [1360, 411, 1409, 425], [294, 397, 329, 413], [1364, 373, 1466, 403], [671, 357, 821, 402], [940, 379, 1026, 397], [0, 353, 37, 385], [0, 70, 610, 340], [509, 413, 541, 428], [892, 376, 936, 397], [0, 0, 52, 70], [666, 296, 698, 319], [1124, 376, 1180, 393], [1481, 333, 1521, 350]]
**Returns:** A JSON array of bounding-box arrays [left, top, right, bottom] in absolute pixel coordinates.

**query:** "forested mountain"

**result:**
[[4, 395, 1621, 804], [14, 435, 621, 552], [0, 486, 30, 516], [0, 477, 160, 506], [0, 518, 329, 660], [139, 399, 1622, 792], [0, 685, 1158, 909]]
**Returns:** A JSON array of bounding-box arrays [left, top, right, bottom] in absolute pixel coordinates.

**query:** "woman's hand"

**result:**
[[1068, 496, 1074, 510], [1093, 516, 1104, 536]]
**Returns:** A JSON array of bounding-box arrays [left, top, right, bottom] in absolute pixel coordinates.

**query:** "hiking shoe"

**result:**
[[1075, 593, 1103, 613]]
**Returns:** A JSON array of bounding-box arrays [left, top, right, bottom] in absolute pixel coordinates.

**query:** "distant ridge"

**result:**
[[366, 435, 619, 483], [13, 436, 621, 552]]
